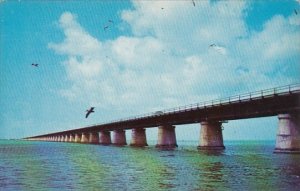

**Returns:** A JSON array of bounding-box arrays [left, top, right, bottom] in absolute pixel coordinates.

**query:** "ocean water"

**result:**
[[1, 140, 300, 191]]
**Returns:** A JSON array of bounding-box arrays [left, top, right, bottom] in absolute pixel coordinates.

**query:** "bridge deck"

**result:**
[[27, 84, 300, 138]]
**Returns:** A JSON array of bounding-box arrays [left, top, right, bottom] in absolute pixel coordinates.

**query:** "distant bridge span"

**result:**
[[25, 84, 300, 153]]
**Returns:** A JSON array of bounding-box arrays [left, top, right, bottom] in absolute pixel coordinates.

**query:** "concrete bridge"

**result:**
[[25, 84, 300, 153]]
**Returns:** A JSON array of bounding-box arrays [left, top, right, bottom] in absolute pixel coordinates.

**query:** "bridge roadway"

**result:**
[[25, 84, 300, 153]]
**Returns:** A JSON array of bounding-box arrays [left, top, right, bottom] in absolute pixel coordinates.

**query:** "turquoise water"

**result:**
[[1, 140, 300, 190]]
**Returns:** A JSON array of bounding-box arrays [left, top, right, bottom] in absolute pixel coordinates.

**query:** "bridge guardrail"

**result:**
[[29, 83, 300, 137], [88, 83, 300, 127]]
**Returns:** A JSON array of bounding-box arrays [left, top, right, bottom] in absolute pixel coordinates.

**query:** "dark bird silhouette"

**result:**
[[161, 7, 164, 10], [31, 63, 38, 67], [209, 44, 216, 47], [192, 0, 195, 7], [108, 20, 114, 23], [295, 9, 298, 15], [86, 107, 95, 118], [104, 26, 109, 31]]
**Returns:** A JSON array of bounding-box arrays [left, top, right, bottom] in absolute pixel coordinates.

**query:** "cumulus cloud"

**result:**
[[49, 1, 300, 118], [236, 14, 300, 85]]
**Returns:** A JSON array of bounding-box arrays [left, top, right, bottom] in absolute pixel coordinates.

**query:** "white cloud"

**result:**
[[49, 12, 102, 57], [236, 14, 300, 84], [49, 1, 300, 121]]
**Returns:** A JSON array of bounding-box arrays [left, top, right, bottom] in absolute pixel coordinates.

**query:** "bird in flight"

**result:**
[[86, 107, 95, 118], [192, 0, 195, 7], [209, 43, 227, 55], [295, 9, 298, 15], [103, 19, 114, 31], [31, 63, 38, 67], [104, 26, 109, 31]]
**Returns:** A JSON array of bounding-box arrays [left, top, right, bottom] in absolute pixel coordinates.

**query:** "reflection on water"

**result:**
[[1, 140, 300, 190]]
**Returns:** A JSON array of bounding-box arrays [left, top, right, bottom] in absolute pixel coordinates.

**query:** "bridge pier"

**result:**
[[81, 133, 89, 143], [112, 130, 127, 146], [99, 131, 111, 145], [274, 114, 300, 153], [89, 132, 99, 144], [198, 121, 225, 150], [64, 135, 68, 142], [75, 133, 81, 143], [69, 134, 74, 142], [130, 128, 148, 147], [156, 125, 177, 148]]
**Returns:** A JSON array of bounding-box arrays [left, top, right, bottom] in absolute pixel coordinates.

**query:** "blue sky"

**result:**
[[0, 0, 299, 141]]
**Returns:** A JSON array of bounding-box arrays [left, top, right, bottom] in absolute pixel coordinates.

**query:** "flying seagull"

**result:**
[[86, 107, 95, 118], [108, 20, 114, 23], [209, 43, 227, 55], [192, 0, 195, 7], [104, 26, 109, 31], [31, 63, 38, 67], [295, 9, 298, 15]]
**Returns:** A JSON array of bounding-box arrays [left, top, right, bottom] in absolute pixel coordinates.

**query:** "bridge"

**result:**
[[24, 84, 300, 153]]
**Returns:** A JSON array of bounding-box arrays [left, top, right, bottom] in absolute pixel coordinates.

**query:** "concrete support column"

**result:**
[[89, 132, 99, 144], [274, 114, 300, 153], [54, 136, 58, 142], [68, 134, 75, 142], [112, 130, 127, 146], [130, 128, 148, 147], [57, 136, 61, 142], [156, 125, 177, 148], [99, 131, 111, 145], [81, 133, 89, 143], [60, 135, 65, 142], [198, 121, 225, 150], [75, 133, 81, 143], [64, 135, 68, 142]]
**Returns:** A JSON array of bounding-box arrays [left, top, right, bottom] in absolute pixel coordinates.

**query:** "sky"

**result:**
[[0, 0, 299, 141]]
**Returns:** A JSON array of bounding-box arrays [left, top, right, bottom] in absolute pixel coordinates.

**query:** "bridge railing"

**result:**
[[102, 83, 300, 125]]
